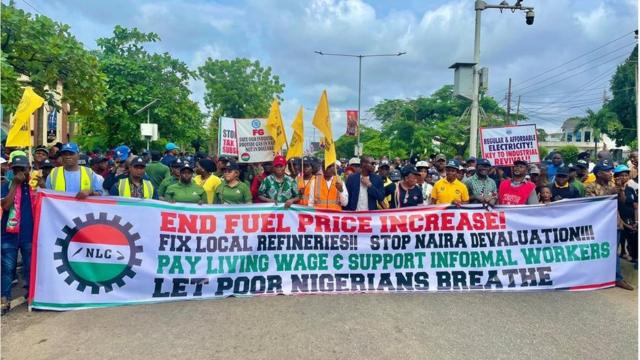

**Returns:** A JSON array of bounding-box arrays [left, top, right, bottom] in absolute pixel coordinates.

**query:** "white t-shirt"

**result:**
[[356, 180, 369, 211]]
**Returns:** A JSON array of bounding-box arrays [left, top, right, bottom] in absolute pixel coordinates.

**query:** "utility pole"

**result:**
[[469, 0, 535, 157], [506, 78, 512, 125], [515, 95, 521, 125]]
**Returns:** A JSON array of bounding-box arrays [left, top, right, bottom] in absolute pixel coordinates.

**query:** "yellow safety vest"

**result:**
[[118, 178, 154, 199], [51, 166, 92, 192]]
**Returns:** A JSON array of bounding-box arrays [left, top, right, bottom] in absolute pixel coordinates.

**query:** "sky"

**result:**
[[9, 0, 639, 144]]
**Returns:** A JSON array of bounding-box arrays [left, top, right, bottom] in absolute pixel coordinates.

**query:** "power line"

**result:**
[[495, 30, 636, 95], [513, 41, 636, 93], [20, 0, 44, 16]]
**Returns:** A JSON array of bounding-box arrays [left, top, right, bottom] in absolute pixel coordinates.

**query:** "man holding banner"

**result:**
[[45, 143, 104, 199], [258, 155, 300, 208]]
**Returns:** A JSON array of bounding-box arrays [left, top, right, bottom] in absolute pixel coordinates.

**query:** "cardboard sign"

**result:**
[[480, 124, 540, 166]]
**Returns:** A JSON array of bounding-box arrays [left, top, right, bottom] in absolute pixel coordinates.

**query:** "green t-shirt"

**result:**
[[158, 176, 178, 198], [214, 181, 252, 204], [145, 161, 170, 189], [165, 182, 207, 204]]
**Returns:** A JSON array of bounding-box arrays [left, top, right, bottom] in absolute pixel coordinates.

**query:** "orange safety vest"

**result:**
[[298, 176, 314, 206], [313, 175, 342, 211]]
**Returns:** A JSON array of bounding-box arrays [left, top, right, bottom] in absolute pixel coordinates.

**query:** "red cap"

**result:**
[[273, 155, 286, 167]]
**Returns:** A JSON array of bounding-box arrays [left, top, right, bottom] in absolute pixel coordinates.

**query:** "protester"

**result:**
[[1, 155, 34, 315], [161, 143, 179, 166], [309, 161, 348, 210], [258, 155, 300, 208], [614, 165, 638, 264], [348, 157, 361, 173], [214, 161, 252, 205], [547, 152, 564, 182], [415, 161, 433, 202], [90, 155, 109, 179], [194, 158, 221, 205], [110, 157, 157, 199], [538, 185, 553, 204], [389, 165, 423, 208], [464, 158, 497, 207], [32, 145, 48, 170], [30, 159, 54, 190], [498, 160, 538, 205], [297, 156, 316, 206], [250, 162, 272, 203], [344, 156, 385, 211], [103, 145, 131, 191], [628, 151, 638, 183], [434, 154, 446, 179], [158, 158, 183, 200], [550, 167, 581, 201], [378, 160, 393, 209], [46, 143, 103, 198], [145, 150, 170, 190], [164, 162, 206, 204], [431, 159, 469, 206], [567, 164, 585, 197], [343, 166, 357, 181]]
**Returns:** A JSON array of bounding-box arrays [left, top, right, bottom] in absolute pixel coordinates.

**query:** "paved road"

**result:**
[[2, 262, 637, 360]]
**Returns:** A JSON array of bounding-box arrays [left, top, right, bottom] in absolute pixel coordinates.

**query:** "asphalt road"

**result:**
[[2, 261, 637, 360]]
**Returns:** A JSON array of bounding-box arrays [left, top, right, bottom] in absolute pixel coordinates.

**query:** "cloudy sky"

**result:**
[[10, 0, 638, 143]]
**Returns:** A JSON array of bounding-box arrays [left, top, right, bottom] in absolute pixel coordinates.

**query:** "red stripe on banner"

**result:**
[[40, 191, 118, 205], [28, 192, 44, 305], [569, 281, 615, 291], [70, 224, 130, 245]]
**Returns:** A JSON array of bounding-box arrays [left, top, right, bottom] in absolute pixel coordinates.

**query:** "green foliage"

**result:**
[[538, 145, 549, 159], [198, 58, 285, 118], [335, 126, 395, 159], [536, 128, 548, 142], [76, 26, 205, 150], [368, 85, 506, 159], [604, 45, 637, 147], [556, 145, 580, 165], [0, 3, 106, 115], [576, 108, 621, 146]]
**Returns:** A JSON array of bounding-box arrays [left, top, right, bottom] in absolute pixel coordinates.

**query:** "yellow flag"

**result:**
[[6, 87, 44, 147], [265, 99, 287, 154], [312, 90, 336, 169], [286, 107, 304, 160]]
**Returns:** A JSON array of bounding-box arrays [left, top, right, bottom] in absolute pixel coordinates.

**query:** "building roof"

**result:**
[[561, 117, 582, 132]]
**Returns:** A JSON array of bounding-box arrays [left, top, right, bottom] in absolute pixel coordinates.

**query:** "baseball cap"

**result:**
[[165, 143, 179, 151], [379, 160, 391, 168], [170, 158, 183, 168], [34, 145, 49, 155], [576, 160, 588, 169], [614, 164, 631, 174], [592, 160, 614, 173], [528, 165, 541, 175], [335, 160, 342, 167], [513, 159, 528, 166], [130, 156, 147, 167], [9, 150, 27, 162], [226, 161, 240, 171], [445, 159, 460, 169], [41, 158, 54, 169], [466, 156, 477, 163], [401, 165, 421, 177], [90, 155, 107, 166], [10, 155, 29, 168], [435, 154, 446, 162], [415, 161, 429, 169], [114, 145, 130, 162], [555, 167, 570, 176], [389, 169, 402, 181], [476, 158, 492, 167], [348, 157, 360, 166], [180, 161, 194, 171], [578, 151, 591, 160], [198, 159, 216, 173], [273, 155, 287, 167], [60, 143, 79, 154]]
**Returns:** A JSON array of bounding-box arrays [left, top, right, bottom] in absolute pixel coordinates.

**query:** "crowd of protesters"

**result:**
[[1, 141, 637, 313]]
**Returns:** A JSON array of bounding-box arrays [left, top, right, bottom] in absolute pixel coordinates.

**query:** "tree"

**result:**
[[536, 128, 548, 142], [576, 108, 621, 153], [605, 45, 637, 147], [369, 85, 507, 158], [1, 3, 106, 116], [334, 126, 395, 159], [556, 145, 580, 165], [76, 26, 205, 150], [198, 58, 285, 119]]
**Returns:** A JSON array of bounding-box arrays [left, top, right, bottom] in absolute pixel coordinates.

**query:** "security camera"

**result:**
[[525, 10, 534, 25]]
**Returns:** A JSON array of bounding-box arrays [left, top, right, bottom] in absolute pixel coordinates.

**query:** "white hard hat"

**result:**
[[415, 161, 429, 169]]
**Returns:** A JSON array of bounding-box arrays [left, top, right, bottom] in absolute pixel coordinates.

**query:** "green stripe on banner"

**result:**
[[69, 261, 127, 282]]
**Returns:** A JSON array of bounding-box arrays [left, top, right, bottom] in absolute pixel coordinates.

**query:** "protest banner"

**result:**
[[234, 118, 275, 163], [480, 124, 540, 166], [30, 190, 616, 311], [217, 117, 239, 158]]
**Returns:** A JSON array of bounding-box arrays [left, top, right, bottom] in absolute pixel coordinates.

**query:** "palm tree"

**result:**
[[576, 108, 621, 153]]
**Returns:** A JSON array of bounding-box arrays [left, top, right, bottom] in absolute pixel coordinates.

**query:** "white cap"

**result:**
[[348, 157, 360, 166], [334, 160, 341, 167], [416, 161, 429, 168], [0, 157, 5, 164]]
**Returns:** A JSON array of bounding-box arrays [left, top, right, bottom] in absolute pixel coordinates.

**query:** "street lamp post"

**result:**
[[469, 0, 534, 157], [314, 51, 406, 156]]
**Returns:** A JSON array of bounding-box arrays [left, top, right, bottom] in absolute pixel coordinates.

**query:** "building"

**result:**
[[538, 117, 629, 161]]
